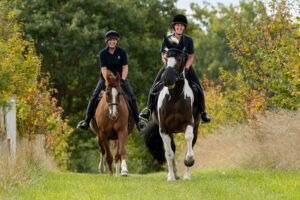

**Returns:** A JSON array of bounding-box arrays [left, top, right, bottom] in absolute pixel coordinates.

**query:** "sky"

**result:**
[[176, 0, 299, 17], [176, 0, 241, 14]]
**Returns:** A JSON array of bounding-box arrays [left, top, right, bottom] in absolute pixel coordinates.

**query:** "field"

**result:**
[[5, 169, 299, 200]]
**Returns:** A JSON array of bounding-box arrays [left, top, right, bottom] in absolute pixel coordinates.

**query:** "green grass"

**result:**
[[5, 169, 299, 200]]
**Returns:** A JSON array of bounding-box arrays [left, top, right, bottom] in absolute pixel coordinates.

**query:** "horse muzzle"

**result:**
[[109, 112, 119, 120], [167, 84, 175, 89]]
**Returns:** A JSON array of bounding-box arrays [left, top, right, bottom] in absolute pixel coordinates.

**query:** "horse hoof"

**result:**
[[168, 177, 176, 181], [121, 170, 128, 177], [184, 158, 194, 167], [175, 175, 180, 180], [183, 174, 191, 180]]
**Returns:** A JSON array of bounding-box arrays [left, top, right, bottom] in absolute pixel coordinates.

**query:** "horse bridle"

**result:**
[[166, 48, 186, 82], [106, 84, 122, 107]]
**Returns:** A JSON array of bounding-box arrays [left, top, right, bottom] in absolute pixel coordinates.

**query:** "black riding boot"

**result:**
[[129, 98, 146, 131], [77, 79, 105, 130], [77, 98, 97, 130], [186, 67, 211, 123], [139, 67, 166, 121]]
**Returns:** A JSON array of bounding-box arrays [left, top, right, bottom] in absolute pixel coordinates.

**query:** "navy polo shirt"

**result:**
[[160, 33, 194, 59], [99, 46, 128, 79]]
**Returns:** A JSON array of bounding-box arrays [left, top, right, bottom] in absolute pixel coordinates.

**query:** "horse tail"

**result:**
[[142, 122, 166, 165]]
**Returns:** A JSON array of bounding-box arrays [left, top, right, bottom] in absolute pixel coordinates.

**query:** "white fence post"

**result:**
[[5, 95, 17, 161]]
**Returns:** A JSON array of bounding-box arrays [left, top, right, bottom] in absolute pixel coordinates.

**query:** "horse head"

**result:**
[[160, 35, 185, 89], [105, 71, 122, 120]]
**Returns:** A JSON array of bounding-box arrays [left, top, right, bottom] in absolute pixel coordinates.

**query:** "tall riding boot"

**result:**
[[186, 67, 211, 123], [139, 67, 166, 121], [77, 97, 98, 130], [77, 79, 105, 130], [130, 98, 147, 131]]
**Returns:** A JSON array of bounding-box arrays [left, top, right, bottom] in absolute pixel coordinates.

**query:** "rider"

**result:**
[[139, 14, 211, 123], [77, 30, 146, 131]]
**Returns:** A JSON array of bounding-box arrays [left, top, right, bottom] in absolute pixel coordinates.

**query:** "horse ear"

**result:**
[[116, 72, 120, 81]]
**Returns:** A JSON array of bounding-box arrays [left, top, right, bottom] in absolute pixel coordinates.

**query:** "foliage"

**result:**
[[0, 0, 72, 169], [0, 1, 40, 103], [189, 0, 259, 79], [226, 0, 299, 110]]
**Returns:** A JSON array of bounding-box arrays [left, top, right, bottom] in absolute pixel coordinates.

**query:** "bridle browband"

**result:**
[[105, 83, 122, 107]]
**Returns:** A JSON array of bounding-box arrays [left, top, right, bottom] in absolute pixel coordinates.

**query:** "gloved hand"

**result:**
[[184, 67, 189, 77], [120, 79, 126, 86]]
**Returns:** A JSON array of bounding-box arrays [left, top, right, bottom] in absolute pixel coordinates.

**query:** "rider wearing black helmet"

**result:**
[[77, 30, 146, 131], [139, 14, 211, 123]]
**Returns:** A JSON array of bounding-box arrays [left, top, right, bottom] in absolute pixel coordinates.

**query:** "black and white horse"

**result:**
[[143, 35, 201, 181]]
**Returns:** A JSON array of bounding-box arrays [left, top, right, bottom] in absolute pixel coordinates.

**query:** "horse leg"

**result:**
[[118, 130, 128, 176], [103, 139, 113, 175], [160, 131, 176, 181], [171, 137, 179, 180], [97, 136, 106, 173], [115, 143, 121, 176], [184, 124, 194, 180]]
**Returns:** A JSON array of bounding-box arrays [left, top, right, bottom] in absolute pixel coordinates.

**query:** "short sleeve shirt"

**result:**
[[160, 34, 194, 59], [99, 46, 128, 78]]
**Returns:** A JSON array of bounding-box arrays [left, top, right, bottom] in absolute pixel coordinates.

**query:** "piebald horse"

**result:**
[[91, 70, 134, 176], [143, 35, 201, 181]]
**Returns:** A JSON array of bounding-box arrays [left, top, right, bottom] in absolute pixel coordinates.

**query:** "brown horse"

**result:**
[[90, 70, 134, 176], [143, 35, 201, 181]]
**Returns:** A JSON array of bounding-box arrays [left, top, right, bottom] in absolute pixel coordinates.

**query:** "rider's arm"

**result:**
[[122, 65, 128, 80], [101, 67, 108, 81], [185, 54, 194, 70]]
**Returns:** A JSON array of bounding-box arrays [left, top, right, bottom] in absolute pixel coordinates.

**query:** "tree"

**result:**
[[227, 0, 299, 109], [15, 0, 181, 173], [190, 0, 259, 80]]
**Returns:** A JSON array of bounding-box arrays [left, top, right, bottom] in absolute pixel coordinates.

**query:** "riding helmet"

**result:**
[[105, 30, 119, 43], [172, 14, 188, 27]]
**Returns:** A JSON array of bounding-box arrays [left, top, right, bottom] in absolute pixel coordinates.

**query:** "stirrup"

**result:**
[[139, 107, 151, 121], [77, 120, 89, 130]]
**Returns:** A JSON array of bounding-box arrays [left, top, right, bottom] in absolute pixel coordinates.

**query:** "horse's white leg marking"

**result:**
[[115, 160, 120, 176], [184, 167, 191, 180], [160, 132, 175, 181], [185, 125, 194, 159], [98, 153, 106, 173], [111, 88, 118, 115], [121, 159, 128, 176]]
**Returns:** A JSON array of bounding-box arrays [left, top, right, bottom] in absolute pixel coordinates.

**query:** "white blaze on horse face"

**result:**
[[167, 57, 176, 68], [111, 87, 118, 115]]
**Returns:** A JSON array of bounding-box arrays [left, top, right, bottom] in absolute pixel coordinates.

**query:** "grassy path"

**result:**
[[6, 169, 299, 200]]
